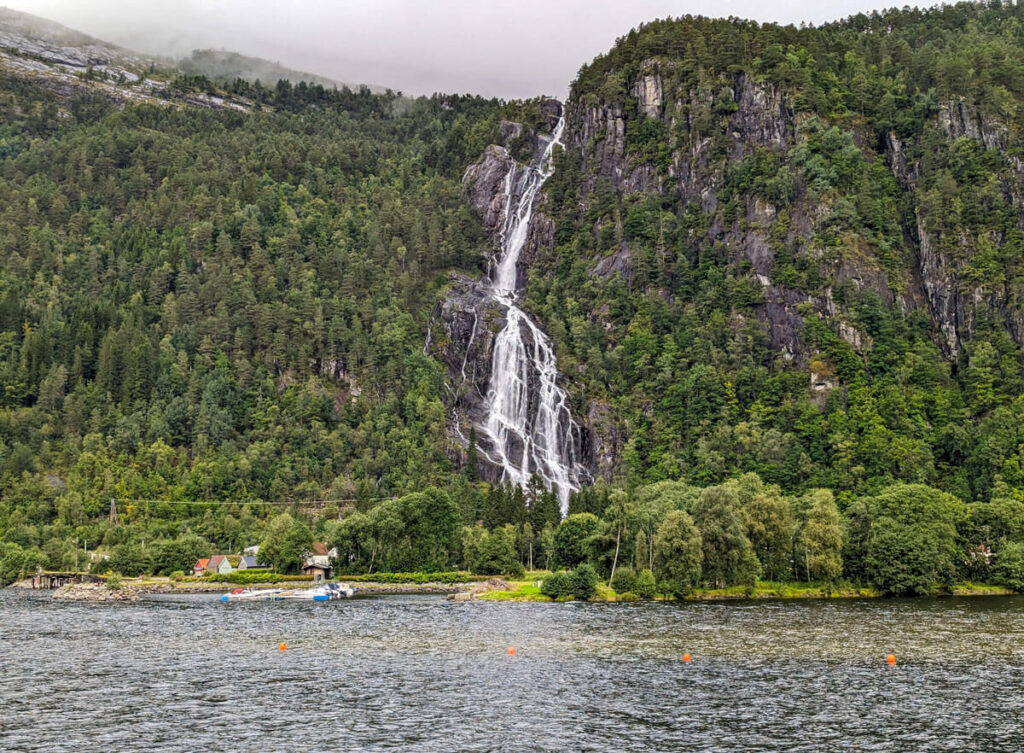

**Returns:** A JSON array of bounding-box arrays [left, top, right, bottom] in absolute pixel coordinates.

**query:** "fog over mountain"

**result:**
[[4, 0, 908, 98]]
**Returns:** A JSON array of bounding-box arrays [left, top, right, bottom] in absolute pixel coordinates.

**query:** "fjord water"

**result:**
[[480, 115, 588, 514], [2, 592, 1023, 751]]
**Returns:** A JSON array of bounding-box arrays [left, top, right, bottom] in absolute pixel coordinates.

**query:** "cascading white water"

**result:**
[[479, 116, 587, 514]]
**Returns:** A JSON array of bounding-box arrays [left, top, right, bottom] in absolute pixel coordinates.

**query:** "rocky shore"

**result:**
[[53, 583, 139, 602], [137, 581, 468, 596], [9, 576, 479, 599]]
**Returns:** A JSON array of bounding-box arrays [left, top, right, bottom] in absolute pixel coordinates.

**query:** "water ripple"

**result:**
[[2, 592, 1023, 751]]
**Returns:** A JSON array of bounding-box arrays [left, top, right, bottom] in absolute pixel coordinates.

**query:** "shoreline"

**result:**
[[10, 577, 1015, 602], [139, 579, 468, 596], [474, 580, 1016, 603]]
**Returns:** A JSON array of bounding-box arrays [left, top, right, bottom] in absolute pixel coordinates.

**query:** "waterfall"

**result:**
[[478, 115, 587, 515]]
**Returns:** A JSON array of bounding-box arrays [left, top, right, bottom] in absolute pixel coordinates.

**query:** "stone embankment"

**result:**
[[53, 583, 138, 602]]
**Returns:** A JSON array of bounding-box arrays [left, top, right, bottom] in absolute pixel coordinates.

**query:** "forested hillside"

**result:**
[[0, 64, 518, 576], [525, 1, 1024, 502], [5, 3, 1024, 595]]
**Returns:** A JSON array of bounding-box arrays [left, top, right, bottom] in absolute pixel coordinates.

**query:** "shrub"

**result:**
[[570, 564, 598, 601], [993, 542, 1024, 593], [170, 570, 185, 582], [107, 542, 153, 577], [610, 566, 637, 594], [345, 571, 480, 584], [462, 526, 525, 578], [105, 574, 122, 590], [0, 542, 26, 586], [540, 571, 574, 599], [866, 516, 953, 596], [206, 571, 311, 584], [634, 569, 656, 599]]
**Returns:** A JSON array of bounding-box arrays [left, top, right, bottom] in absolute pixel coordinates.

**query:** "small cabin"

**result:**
[[302, 558, 333, 584], [193, 558, 210, 577]]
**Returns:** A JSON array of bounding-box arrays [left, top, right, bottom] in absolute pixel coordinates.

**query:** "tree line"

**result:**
[[6, 471, 1024, 598]]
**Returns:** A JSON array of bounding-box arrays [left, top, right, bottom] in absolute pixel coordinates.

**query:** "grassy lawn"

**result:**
[[474, 577, 1015, 602]]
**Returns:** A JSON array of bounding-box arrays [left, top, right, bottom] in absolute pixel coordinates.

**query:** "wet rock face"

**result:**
[[432, 273, 500, 401], [460, 141, 556, 295], [428, 272, 513, 484], [462, 145, 517, 235]]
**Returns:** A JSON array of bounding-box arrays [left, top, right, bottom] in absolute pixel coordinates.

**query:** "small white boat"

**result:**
[[220, 583, 356, 603], [220, 588, 285, 602], [275, 583, 356, 601]]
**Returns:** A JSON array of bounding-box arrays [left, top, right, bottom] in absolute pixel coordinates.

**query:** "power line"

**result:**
[[109, 496, 397, 507]]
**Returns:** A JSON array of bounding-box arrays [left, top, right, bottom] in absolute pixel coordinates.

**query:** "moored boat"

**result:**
[[220, 583, 355, 603], [220, 587, 284, 602], [275, 583, 356, 601]]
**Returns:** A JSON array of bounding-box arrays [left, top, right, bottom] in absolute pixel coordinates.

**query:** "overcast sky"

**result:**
[[7, 0, 922, 99]]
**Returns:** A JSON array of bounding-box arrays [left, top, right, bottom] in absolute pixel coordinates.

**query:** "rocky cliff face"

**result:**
[[0, 8, 257, 110], [429, 271, 505, 479], [567, 72, 1024, 357], [887, 102, 1024, 358], [563, 70, 891, 365]]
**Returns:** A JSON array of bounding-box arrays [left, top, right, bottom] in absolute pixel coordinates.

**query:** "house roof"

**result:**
[[209, 555, 228, 567], [226, 555, 241, 566], [239, 555, 261, 568], [302, 561, 332, 572], [311, 541, 329, 556], [195, 558, 210, 569]]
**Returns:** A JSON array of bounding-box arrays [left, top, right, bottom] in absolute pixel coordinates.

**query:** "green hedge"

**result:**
[[344, 571, 483, 584], [204, 571, 312, 584]]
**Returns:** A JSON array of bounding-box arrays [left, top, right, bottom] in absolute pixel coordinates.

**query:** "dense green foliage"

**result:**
[[559, 473, 1024, 596], [653, 509, 702, 596], [0, 71, 511, 579], [344, 571, 479, 584]]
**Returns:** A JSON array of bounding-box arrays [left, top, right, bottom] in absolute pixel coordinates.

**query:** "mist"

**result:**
[[5, 0, 915, 98]]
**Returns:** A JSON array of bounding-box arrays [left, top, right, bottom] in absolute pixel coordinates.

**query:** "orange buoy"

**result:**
[[279, 642, 287, 651], [682, 653, 692, 663], [507, 646, 516, 656], [886, 654, 896, 666]]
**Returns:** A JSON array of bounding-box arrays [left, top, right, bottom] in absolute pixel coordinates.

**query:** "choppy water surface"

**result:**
[[2, 592, 1023, 752]]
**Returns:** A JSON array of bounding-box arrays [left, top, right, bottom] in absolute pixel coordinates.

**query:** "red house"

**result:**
[[193, 558, 210, 577]]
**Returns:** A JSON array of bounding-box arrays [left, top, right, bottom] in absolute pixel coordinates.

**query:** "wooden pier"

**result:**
[[30, 572, 103, 589]]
